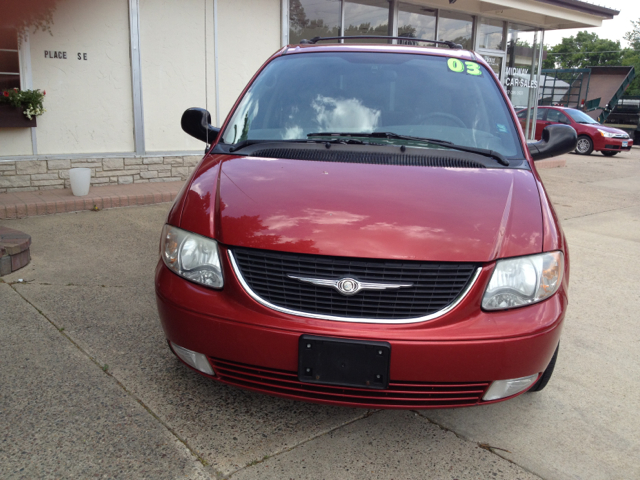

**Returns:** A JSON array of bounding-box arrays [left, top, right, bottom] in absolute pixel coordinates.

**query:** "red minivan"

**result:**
[[155, 37, 576, 409], [517, 105, 633, 156]]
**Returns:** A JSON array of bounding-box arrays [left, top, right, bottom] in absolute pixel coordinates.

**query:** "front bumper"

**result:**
[[597, 137, 633, 151], [155, 256, 566, 408]]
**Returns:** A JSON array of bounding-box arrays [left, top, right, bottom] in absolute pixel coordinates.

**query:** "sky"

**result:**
[[543, 0, 640, 47]]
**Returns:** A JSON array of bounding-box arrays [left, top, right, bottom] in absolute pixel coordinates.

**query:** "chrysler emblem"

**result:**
[[288, 275, 413, 296]]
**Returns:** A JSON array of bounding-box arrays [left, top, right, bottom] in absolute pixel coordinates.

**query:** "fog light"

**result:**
[[170, 342, 215, 376], [482, 374, 538, 401]]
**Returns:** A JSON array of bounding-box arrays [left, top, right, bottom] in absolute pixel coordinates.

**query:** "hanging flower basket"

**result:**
[[0, 88, 45, 128], [0, 104, 37, 128]]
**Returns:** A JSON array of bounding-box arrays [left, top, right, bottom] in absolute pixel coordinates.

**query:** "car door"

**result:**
[[545, 109, 570, 125], [533, 108, 549, 139]]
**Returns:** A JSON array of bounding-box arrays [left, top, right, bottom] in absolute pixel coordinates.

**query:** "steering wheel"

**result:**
[[419, 112, 467, 128]]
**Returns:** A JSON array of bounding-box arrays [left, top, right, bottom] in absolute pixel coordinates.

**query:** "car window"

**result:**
[[565, 108, 599, 124], [546, 109, 570, 124], [517, 109, 545, 120], [221, 52, 524, 159]]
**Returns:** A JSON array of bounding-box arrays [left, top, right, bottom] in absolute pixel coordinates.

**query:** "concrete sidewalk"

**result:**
[[1, 148, 638, 479]]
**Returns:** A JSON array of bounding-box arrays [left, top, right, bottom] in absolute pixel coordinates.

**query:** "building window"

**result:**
[[0, 28, 20, 90], [478, 18, 505, 50], [289, 0, 341, 45], [343, 0, 389, 41], [437, 11, 473, 50], [506, 23, 543, 110], [398, 3, 436, 41]]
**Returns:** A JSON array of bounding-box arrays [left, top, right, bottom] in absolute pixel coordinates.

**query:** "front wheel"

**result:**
[[575, 135, 594, 155], [601, 151, 618, 157], [528, 344, 559, 393]]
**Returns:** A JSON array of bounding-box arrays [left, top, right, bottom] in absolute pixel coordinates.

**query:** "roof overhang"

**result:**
[[416, 0, 618, 30]]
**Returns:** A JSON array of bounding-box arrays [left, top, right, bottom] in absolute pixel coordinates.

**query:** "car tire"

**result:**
[[575, 135, 593, 155], [528, 344, 559, 393], [601, 151, 618, 157]]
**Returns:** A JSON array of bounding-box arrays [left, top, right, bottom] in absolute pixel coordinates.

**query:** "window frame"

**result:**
[[0, 28, 21, 90]]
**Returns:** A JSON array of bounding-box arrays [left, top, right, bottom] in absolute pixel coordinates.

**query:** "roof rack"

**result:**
[[298, 36, 463, 49]]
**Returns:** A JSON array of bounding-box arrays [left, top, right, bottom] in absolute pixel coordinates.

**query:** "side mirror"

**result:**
[[181, 108, 220, 144], [527, 124, 577, 161]]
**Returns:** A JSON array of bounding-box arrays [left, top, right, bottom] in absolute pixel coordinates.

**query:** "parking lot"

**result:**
[[1, 149, 639, 479]]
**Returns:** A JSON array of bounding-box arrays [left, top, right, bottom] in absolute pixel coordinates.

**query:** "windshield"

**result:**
[[565, 109, 599, 124], [221, 52, 523, 159]]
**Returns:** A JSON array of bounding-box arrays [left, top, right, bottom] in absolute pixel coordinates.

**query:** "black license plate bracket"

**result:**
[[298, 335, 390, 389]]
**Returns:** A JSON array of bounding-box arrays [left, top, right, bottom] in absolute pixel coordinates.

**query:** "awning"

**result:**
[[419, 0, 618, 30]]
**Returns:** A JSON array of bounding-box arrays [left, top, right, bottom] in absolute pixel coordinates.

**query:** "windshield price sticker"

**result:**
[[447, 58, 482, 76]]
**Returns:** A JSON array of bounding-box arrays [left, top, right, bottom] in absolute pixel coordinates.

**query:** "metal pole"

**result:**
[[388, 0, 398, 42], [523, 33, 534, 141], [281, 0, 289, 47], [532, 30, 544, 139], [340, 0, 345, 40], [214, 0, 220, 126], [128, 0, 145, 154], [525, 31, 539, 140]]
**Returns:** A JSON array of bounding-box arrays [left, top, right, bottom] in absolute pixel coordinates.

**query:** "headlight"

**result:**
[[160, 224, 223, 289], [482, 252, 563, 310], [598, 129, 615, 138]]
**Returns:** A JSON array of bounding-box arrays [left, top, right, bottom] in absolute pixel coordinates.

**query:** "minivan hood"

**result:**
[[185, 156, 543, 263]]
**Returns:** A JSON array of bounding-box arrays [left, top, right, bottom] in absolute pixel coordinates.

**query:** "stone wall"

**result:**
[[0, 155, 201, 193]]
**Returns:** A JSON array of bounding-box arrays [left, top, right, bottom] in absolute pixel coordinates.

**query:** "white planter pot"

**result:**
[[69, 168, 91, 196]]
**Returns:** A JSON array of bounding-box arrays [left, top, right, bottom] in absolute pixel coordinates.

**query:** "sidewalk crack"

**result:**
[[414, 411, 543, 479], [225, 410, 378, 479]]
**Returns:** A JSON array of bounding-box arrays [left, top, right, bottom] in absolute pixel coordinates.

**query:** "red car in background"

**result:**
[[517, 106, 633, 156], [156, 37, 577, 409]]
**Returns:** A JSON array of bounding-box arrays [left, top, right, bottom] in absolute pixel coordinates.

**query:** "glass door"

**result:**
[[477, 52, 505, 81], [475, 18, 506, 82]]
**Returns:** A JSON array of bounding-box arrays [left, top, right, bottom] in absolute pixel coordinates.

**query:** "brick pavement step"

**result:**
[[0, 180, 184, 220], [0, 226, 31, 276]]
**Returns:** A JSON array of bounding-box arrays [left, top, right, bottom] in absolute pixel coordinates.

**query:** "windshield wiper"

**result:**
[[307, 132, 510, 166], [228, 137, 364, 153], [229, 139, 269, 152], [308, 131, 429, 142]]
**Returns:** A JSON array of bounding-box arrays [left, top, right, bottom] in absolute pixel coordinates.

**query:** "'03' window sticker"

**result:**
[[447, 58, 482, 76]]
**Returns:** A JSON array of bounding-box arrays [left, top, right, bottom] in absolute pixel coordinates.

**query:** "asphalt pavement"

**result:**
[[1, 149, 639, 479]]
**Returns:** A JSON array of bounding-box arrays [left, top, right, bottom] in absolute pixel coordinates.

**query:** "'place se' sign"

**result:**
[[44, 51, 88, 60]]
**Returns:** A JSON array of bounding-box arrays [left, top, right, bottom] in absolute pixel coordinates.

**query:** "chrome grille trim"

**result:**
[[228, 250, 481, 324]]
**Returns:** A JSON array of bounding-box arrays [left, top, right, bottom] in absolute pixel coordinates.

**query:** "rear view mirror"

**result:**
[[181, 108, 220, 144], [528, 124, 577, 161]]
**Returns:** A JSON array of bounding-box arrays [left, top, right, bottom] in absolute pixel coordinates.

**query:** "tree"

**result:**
[[624, 19, 640, 50], [543, 31, 623, 69], [622, 19, 640, 95]]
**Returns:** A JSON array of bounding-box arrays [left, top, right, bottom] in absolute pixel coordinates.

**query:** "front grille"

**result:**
[[209, 357, 489, 408], [231, 248, 478, 322], [605, 144, 621, 150]]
